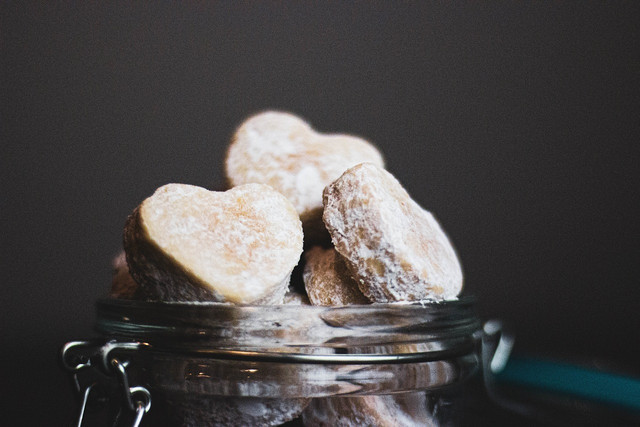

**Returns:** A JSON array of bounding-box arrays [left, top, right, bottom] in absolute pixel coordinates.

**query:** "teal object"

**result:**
[[496, 356, 640, 412]]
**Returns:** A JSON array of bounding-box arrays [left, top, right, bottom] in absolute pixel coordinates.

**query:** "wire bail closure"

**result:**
[[60, 340, 151, 427]]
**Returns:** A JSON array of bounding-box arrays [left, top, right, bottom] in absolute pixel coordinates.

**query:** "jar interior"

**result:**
[[96, 297, 481, 398]]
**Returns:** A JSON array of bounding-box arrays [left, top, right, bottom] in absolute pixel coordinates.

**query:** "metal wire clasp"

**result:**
[[60, 340, 151, 427], [482, 320, 536, 419]]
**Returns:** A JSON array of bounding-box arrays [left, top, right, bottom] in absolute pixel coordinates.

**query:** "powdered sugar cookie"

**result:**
[[302, 392, 435, 427], [225, 111, 384, 241], [169, 395, 310, 427], [123, 183, 303, 304], [323, 163, 463, 301], [303, 246, 369, 306]]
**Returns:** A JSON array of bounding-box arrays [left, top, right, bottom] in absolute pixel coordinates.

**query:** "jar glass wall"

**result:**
[[64, 297, 482, 426]]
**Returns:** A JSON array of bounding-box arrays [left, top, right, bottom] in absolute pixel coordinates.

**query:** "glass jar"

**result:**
[[62, 296, 483, 426]]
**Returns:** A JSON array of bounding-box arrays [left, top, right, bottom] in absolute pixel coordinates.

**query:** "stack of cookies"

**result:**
[[112, 111, 462, 426]]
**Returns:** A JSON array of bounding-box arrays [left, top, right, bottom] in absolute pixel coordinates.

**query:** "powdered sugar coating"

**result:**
[[323, 163, 463, 301], [303, 246, 369, 306], [302, 392, 435, 427], [170, 396, 309, 427], [225, 111, 384, 238], [283, 288, 311, 305], [124, 183, 303, 304]]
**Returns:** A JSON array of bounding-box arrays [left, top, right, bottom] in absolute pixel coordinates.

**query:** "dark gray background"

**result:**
[[2, 2, 639, 424]]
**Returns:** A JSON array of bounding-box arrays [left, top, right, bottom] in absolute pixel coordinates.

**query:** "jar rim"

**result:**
[[97, 294, 475, 310], [95, 296, 480, 359]]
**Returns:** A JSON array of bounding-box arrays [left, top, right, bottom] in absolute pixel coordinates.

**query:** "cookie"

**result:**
[[301, 246, 435, 425], [170, 395, 310, 427], [109, 251, 138, 299], [303, 246, 369, 306], [123, 183, 303, 304], [301, 392, 435, 427], [225, 111, 384, 241], [323, 163, 463, 301]]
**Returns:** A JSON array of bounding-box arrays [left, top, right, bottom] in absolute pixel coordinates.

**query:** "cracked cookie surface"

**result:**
[[323, 163, 463, 301]]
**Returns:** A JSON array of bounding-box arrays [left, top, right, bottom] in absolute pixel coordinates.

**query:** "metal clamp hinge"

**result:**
[[60, 340, 151, 427]]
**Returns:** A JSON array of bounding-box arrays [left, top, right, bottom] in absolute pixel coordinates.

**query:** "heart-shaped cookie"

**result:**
[[323, 163, 463, 301], [123, 183, 303, 304], [225, 111, 384, 241]]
